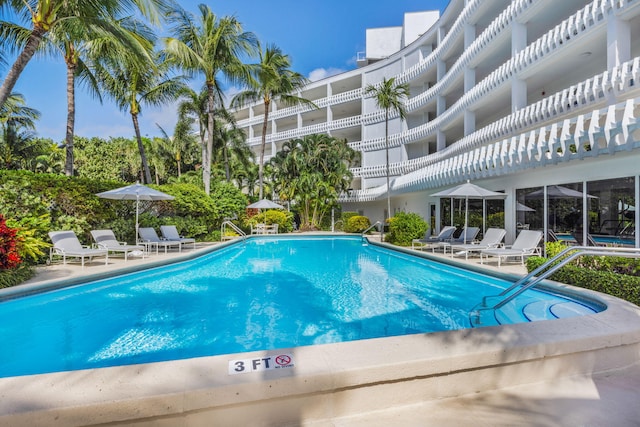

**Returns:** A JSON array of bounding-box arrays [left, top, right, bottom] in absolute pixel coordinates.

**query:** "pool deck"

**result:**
[[8, 234, 640, 426], [22, 235, 528, 286]]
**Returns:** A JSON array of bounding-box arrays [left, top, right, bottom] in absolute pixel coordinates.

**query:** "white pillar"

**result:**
[[607, 15, 631, 68], [607, 15, 630, 104], [464, 23, 476, 136], [511, 21, 527, 113]]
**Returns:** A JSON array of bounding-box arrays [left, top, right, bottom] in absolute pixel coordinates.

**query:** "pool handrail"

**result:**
[[221, 221, 247, 241], [361, 221, 381, 239], [471, 245, 640, 326]]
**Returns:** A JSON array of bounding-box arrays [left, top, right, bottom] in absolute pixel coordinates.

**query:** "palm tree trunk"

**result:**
[[223, 144, 231, 182], [204, 84, 215, 195], [385, 109, 391, 223], [131, 112, 152, 184], [0, 27, 46, 109], [259, 100, 270, 200], [64, 61, 76, 177]]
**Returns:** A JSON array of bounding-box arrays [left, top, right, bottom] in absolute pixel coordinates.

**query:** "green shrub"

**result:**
[[387, 212, 428, 246], [526, 241, 640, 306], [6, 216, 50, 264], [245, 210, 294, 233], [0, 265, 34, 288], [0, 170, 251, 258], [344, 215, 370, 233]]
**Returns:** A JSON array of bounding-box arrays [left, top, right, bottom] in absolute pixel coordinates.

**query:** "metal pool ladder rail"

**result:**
[[361, 221, 381, 244], [221, 221, 247, 241], [470, 245, 640, 326]]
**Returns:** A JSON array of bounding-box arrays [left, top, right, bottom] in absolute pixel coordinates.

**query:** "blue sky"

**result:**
[[6, 0, 448, 142]]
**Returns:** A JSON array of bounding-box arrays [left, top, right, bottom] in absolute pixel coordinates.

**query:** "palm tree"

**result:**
[[364, 77, 410, 223], [232, 43, 315, 200], [0, 0, 166, 110], [270, 134, 358, 230], [214, 122, 253, 183], [156, 116, 199, 179], [164, 4, 257, 195], [44, 16, 156, 176], [94, 50, 186, 183], [176, 87, 209, 174], [0, 92, 41, 169]]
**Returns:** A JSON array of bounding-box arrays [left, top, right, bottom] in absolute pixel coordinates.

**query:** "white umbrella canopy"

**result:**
[[247, 199, 285, 210], [432, 181, 506, 243], [96, 183, 174, 240], [525, 185, 597, 199], [516, 202, 535, 212]]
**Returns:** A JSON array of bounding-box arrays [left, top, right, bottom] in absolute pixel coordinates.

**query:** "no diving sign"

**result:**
[[228, 353, 294, 375]]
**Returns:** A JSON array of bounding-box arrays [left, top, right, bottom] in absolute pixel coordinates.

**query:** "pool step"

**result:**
[[492, 299, 596, 325], [524, 300, 596, 322]]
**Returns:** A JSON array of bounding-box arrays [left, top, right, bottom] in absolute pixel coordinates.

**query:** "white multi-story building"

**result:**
[[233, 0, 640, 246]]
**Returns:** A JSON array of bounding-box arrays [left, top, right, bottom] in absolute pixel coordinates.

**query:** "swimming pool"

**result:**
[[1, 234, 639, 426], [0, 235, 599, 378]]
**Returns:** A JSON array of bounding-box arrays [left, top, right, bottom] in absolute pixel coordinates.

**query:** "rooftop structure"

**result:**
[[232, 0, 640, 245]]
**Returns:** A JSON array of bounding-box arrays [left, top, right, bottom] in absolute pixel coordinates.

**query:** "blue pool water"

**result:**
[[0, 236, 599, 378]]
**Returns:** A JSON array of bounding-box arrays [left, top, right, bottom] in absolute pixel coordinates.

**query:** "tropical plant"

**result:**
[[73, 136, 139, 182], [232, 43, 315, 199], [164, 3, 258, 195], [6, 215, 50, 263], [93, 49, 186, 184], [0, 0, 166, 110], [387, 212, 428, 246], [45, 15, 158, 176], [244, 209, 293, 233], [0, 214, 21, 269], [270, 134, 358, 230], [175, 86, 207, 172], [0, 93, 43, 170], [344, 215, 370, 233], [364, 77, 410, 222], [156, 117, 199, 180]]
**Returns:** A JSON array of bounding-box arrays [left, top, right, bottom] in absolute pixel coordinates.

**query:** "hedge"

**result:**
[[527, 255, 640, 306]]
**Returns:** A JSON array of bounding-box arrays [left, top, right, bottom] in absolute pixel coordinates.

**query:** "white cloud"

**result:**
[[143, 102, 179, 135], [223, 85, 243, 108], [308, 67, 347, 82]]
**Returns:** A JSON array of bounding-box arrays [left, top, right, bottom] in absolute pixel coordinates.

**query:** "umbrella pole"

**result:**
[[464, 195, 469, 244], [135, 196, 139, 244]]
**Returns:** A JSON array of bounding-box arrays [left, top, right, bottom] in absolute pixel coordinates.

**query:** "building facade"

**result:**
[[232, 0, 640, 246]]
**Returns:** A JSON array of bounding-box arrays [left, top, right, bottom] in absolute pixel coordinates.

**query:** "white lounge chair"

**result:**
[[160, 225, 196, 249], [480, 230, 543, 267], [90, 229, 145, 261], [439, 227, 481, 253], [412, 226, 456, 250], [49, 230, 109, 267], [138, 227, 182, 254], [449, 228, 507, 260]]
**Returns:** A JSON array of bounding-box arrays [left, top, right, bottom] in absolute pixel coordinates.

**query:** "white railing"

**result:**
[[343, 96, 639, 202], [352, 56, 640, 179]]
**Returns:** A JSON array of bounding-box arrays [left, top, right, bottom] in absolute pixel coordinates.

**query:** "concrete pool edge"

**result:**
[[1, 286, 639, 425], [1, 234, 639, 425]]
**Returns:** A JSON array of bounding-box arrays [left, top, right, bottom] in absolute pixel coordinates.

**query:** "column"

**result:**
[[511, 21, 527, 112], [607, 15, 631, 104]]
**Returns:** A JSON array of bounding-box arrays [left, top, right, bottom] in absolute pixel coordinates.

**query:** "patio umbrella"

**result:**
[[96, 182, 174, 241], [525, 185, 596, 231], [525, 185, 597, 199], [431, 181, 506, 243], [516, 202, 535, 212], [247, 199, 285, 210]]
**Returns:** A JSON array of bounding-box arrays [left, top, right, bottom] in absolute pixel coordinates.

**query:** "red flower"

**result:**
[[0, 215, 22, 270]]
